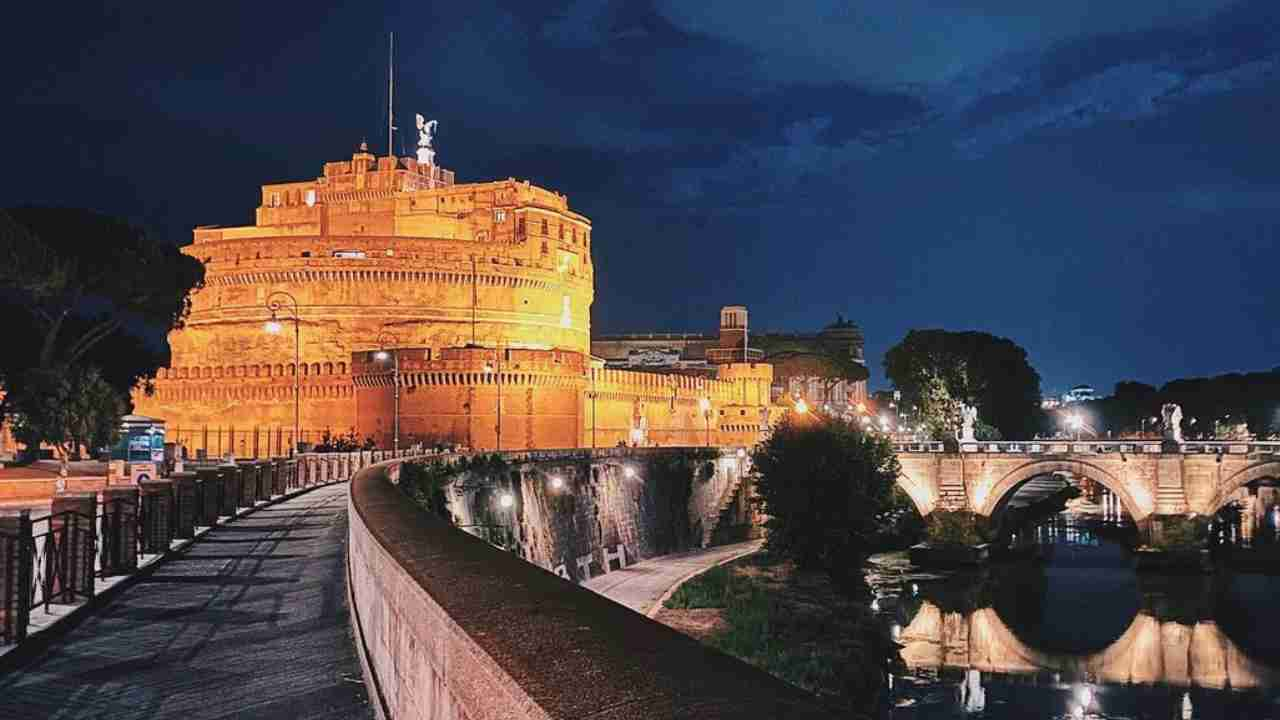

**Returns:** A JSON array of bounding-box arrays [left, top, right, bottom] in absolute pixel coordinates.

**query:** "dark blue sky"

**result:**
[[4, 1, 1278, 393]]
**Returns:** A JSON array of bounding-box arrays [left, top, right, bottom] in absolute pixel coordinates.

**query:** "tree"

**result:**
[[0, 207, 203, 370], [8, 365, 124, 470], [0, 207, 203, 461], [751, 415, 901, 597], [883, 329, 1042, 440]]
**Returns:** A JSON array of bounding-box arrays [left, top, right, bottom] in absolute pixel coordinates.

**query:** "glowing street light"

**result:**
[[264, 291, 300, 454], [622, 465, 637, 479], [1068, 413, 1084, 441], [548, 474, 564, 491], [498, 491, 515, 509], [794, 398, 809, 415], [375, 328, 401, 453]]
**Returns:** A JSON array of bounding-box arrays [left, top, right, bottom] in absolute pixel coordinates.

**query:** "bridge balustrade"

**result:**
[[897, 439, 1280, 455]]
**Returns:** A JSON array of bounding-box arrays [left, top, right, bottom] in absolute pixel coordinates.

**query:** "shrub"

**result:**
[[1152, 515, 1209, 551], [752, 416, 900, 599], [925, 510, 992, 547]]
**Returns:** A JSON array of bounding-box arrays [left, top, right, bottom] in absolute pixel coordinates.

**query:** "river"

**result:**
[[868, 515, 1280, 719]]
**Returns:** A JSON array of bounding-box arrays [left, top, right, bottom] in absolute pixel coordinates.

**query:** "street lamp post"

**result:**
[[484, 350, 503, 451], [264, 291, 301, 455], [699, 397, 711, 447], [374, 329, 401, 453]]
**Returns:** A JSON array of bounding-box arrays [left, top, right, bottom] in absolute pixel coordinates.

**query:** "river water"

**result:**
[[868, 516, 1280, 719]]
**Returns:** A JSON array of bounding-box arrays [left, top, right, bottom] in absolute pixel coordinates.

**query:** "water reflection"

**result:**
[[871, 550, 1280, 718]]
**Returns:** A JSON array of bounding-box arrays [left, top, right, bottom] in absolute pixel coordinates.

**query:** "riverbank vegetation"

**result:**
[[659, 552, 897, 718], [668, 417, 907, 714]]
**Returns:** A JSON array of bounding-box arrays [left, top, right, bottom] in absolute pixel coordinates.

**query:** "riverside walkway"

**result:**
[[0, 483, 371, 720], [584, 539, 763, 616]]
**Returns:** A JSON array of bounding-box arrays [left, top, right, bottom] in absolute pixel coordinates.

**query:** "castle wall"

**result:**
[[350, 351, 776, 453], [133, 151, 594, 438]]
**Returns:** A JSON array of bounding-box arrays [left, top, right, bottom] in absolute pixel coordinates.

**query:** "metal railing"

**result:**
[[0, 448, 416, 647]]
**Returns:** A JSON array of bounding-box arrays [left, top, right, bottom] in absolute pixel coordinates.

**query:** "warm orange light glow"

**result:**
[[795, 398, 809, 414]]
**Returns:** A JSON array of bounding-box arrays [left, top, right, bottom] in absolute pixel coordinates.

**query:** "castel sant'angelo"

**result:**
[[133, 132, 778, 455]]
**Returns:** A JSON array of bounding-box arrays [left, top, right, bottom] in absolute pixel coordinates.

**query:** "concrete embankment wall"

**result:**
[[347, 454, 827, 720]]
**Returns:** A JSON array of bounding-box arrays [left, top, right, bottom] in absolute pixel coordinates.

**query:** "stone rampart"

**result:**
[[347, 455, 827, 719]]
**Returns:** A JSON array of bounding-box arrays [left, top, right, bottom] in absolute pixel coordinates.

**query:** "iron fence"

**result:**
[[0, 450, 408, 647]]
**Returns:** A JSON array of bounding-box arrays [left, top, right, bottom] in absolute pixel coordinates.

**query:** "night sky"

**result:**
[[4, 1, 1278, 393]]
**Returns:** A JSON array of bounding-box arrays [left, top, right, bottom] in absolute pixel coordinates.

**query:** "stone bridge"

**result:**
[[891, 440, 1280, 527]]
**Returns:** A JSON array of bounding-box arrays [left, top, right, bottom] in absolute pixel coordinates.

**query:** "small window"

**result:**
[[305, 189, 316, 207], [541, 219, 548, 235], [333, 250, 367, 259], [301, 251, 312, 258], [270, 192, 280, 207], [540, 241, 549, 256], [558, 224, 564, 240], [495, 209, 507, 222]]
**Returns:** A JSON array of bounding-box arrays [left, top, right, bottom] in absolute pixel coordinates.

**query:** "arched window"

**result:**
[[323, 362, 333, 375], [337, 362, 347, 375], [541, 219, 548, 235], [289, 363, 297, 377], [276, 364, 284, 377], [311, 362, 321, 376]]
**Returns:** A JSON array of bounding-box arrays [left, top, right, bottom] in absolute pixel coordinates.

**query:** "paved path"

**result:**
[[0, 483, 372, 720], [584, 540, 763, 616]]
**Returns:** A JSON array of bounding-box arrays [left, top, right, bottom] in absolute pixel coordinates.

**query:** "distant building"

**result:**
[[1061, 385, 1096, 404], [592, 306, 868, 416]]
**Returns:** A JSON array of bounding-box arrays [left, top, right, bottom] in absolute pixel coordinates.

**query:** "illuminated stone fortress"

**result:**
[[134, 143, 775, 455]]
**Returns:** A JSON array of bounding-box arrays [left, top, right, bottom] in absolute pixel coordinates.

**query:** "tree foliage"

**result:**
[[883, 329, 1042, 440], [1076, 369, 1280, 438], [8, 366, 124, 464], [0, 207, 203, 461], [0, 207, 204, 369], [751, 416, 901, 597]]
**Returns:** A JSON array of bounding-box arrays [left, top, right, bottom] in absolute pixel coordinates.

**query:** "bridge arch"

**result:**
[[895, 467, 937, 516], [978, 460, 1153, 522], [1211, 460, 1280, 513]]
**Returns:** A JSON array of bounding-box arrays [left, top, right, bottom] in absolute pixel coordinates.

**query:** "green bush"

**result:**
[[925, 510, 992, 547], [752, 416, 900, 595], [1152, 515, 1209, 551], [399, 460, 455, 522]]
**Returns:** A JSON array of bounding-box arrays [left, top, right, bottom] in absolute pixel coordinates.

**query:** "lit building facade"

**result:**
[[592, 307, 868, 416], [133, 146, 777, 455]]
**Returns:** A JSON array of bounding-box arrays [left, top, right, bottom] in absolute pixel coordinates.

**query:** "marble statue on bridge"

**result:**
[[960, 404, 978, 442], [1161, 403, 1183, 443]]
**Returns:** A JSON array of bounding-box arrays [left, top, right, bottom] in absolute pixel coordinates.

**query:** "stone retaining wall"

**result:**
[[347, 456, 828, 719]]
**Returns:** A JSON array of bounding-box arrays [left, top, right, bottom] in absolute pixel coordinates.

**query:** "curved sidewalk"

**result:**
[[0, 483, 371, 720], [583, 539, 763, 616]]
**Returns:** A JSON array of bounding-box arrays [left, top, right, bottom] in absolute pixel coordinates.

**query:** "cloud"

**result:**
[[652, 0, 1236, 88]]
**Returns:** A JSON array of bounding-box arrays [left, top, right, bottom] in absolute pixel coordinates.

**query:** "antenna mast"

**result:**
[[387, 32, 395, 158]]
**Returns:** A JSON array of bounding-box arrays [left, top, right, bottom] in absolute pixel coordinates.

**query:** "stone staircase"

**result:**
[[938, 475, 969, 511], [702, 472, 747, 547]]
